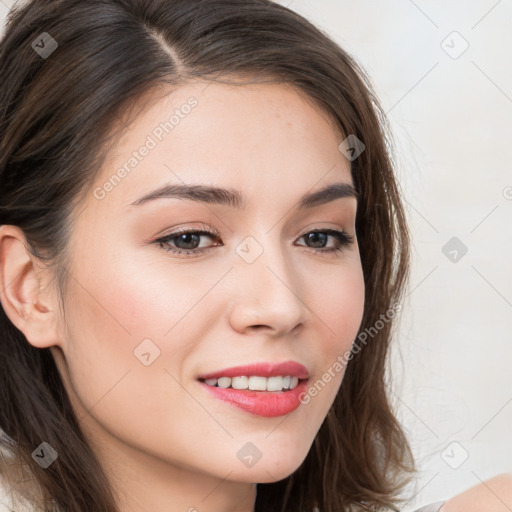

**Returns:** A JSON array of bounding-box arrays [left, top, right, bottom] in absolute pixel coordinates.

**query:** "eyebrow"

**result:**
[[129, 181, 358, 210]]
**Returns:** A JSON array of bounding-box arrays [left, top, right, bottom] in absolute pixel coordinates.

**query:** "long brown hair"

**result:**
[[0, 1, 414, 510]]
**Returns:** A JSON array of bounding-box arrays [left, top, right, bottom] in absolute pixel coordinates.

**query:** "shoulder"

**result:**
[[440, 473, 512, 512]]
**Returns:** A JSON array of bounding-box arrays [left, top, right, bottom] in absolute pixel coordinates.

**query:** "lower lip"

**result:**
[[198, 379, 309, 417]]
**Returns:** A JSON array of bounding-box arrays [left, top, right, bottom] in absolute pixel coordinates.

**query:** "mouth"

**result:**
[[195, 361, 311, 417]]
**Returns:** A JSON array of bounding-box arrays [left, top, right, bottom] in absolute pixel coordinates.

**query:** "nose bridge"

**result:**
[[228, 230, 308, 333]]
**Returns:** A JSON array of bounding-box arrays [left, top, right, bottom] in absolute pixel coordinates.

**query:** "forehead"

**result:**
[[85, 80, 353, 214]]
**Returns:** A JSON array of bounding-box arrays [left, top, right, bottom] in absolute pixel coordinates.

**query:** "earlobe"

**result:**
[[0, 225, 61, 349]]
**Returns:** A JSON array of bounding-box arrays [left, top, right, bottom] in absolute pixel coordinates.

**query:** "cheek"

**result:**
[[59, 267, 192, 449], [60, 250, 222, 401], [312, 259, 365, 348], [301, 261, 365, 405], [58, 260, 166, 402], [69, 254, 205, 341]]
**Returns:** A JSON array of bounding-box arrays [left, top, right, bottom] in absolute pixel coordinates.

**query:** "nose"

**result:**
[[227, 237, 310, 337]]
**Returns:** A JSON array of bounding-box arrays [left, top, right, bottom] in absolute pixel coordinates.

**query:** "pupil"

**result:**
[[177, 233, 199, 249], [307, 232, 327, 248]]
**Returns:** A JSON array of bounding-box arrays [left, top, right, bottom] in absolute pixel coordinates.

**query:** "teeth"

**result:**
[[202, 375, 301, 391], [231, 376, 249, 389], [249, 376, 267, 391], [266, 376, 283, 391], [217, 377, 231, 388]]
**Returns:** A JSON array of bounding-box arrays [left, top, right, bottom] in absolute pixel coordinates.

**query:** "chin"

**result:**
[[232, 455, 307, 484]]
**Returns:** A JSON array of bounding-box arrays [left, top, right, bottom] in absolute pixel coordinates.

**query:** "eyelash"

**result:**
[[153, 224, 355, 258]]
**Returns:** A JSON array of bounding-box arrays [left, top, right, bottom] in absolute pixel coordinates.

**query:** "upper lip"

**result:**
[[197, 360, 310, 380]]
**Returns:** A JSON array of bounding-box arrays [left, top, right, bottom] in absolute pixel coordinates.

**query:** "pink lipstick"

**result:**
[[197, 361, 310, 417]]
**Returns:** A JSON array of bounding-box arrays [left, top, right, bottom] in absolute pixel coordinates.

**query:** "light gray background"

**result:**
[[1, 1, 511, 510]]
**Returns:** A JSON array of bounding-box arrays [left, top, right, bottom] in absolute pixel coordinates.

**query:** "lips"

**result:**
[[197, 360, 310, 381], [199, 378, 309, 417]]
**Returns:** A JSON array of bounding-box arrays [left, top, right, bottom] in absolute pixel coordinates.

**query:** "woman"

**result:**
[[0, 1, 509, 511]]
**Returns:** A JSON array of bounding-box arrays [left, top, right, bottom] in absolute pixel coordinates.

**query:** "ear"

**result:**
[[0, 224, 62, 348]]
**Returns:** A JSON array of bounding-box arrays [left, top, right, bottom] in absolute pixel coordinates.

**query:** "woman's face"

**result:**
[[51, 80, 365, 497]]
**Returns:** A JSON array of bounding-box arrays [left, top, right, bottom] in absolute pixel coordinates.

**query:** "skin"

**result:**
[[0, 81, 365, 512], [1, 80, 509, 511], [441, 473, 512, 512]]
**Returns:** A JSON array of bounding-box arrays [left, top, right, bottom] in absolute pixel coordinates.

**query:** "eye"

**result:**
[[296, 228, 355, 255], [154, 224, 221, 257], [153, 225, 355, 258]]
